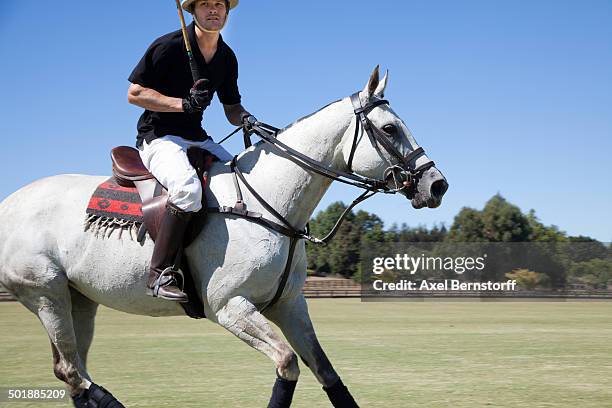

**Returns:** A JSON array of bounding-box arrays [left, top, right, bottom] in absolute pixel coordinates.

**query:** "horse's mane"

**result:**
[[274, 99, 343, 137], [265, 93, 384, 138], [247, 98, 342, 152]]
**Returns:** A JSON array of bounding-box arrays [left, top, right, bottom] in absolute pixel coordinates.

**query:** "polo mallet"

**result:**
[[174, 0, 200, 81]]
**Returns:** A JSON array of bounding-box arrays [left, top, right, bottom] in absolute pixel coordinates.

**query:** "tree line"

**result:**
[[306, 194, 611, 289]]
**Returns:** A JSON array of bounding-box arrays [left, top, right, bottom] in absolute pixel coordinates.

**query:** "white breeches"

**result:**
[[139, 135, 233, 212]]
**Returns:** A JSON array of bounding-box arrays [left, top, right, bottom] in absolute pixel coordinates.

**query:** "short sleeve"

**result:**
[[128, 40, 171, 89], [217, 49, 241, 105]]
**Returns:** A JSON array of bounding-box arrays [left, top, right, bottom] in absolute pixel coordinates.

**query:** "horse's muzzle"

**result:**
[[409, 167, 448, 209]]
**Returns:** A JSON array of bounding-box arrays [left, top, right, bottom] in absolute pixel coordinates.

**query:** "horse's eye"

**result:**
[[382, 124, 397, 135]]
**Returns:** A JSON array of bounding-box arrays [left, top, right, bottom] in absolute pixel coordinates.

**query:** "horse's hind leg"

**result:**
[[26, 282, 91, 394], [0, 234, 91, 396], [69, 287, 99, 374], [215, 296, 300, 407], [69, 289, 127, 408], [9, 266, 124, 407]]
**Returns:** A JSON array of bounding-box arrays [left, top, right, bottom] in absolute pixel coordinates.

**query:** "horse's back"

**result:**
[[1, 173, 103, 210], [0, 174, 105, 249]]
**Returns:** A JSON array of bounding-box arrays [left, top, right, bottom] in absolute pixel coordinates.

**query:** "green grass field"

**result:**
[[1, 299, 611, 407]]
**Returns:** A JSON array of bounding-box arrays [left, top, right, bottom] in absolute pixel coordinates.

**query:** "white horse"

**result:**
[[0, 68, 447, 407]]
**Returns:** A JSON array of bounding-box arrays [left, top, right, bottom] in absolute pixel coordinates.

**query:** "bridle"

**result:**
[[212, 91, 436, 311], [347, 92, 435, 197], [216, 91, 436, 242]]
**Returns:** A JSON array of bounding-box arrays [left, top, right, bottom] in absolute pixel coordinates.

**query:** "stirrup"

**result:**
[[150, 267, 185, 298]]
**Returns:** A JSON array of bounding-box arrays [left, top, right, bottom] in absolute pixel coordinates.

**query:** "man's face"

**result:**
[[193, 1, 228, 32]]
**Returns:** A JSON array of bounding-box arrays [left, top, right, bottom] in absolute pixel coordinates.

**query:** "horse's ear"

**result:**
[[362, 65, 380, 99], [374, 69, 389, 98]]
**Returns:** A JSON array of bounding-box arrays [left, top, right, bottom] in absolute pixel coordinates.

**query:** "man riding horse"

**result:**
[[128, 0, 256, 302]]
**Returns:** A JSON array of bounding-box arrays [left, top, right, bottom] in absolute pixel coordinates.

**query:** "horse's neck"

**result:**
[[241, 99, 353, 229]]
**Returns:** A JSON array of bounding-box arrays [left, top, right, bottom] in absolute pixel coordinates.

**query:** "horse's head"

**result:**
[[340, 66, 448, 209]]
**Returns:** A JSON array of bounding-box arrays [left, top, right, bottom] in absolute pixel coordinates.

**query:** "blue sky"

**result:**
[[1, 1, 610, 241]]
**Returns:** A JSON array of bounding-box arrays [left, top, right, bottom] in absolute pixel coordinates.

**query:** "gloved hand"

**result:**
[[241, 114, 258, 131], [182, 79, 212, 114]]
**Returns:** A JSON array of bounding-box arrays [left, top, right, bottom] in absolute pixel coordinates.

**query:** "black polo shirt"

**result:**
[[129, 22, 241, 146]]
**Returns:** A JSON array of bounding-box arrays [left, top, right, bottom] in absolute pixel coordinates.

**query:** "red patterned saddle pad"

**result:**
[[86, 177, 143, 223]]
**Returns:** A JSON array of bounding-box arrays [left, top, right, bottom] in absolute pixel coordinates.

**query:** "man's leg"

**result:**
[[139, 136, 202, 302], [199, 137, 234, 162], [146, 202, 192, 301], [140, 136, 204, 212]]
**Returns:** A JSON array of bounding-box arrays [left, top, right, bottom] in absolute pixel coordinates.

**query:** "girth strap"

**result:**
[[260, 237, 298, 313]]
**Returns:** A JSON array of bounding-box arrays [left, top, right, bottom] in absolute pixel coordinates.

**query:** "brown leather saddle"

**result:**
[[110, 145, 214, 319], [110, 146, 213, 245]]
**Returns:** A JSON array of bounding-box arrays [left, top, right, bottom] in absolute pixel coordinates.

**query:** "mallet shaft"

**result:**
[[175, 0, 200, 81]]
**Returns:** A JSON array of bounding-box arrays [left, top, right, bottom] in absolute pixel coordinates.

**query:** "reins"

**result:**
[[210, 92, 434, 311]]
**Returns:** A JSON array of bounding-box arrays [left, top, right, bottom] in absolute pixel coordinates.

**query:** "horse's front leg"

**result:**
[[265, 294, 360, 408], [214, 296, 300, 408]]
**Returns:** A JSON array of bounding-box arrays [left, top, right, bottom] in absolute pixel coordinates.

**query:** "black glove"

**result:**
[[241, 114, 258, 131], [182, 79, 212, 114]]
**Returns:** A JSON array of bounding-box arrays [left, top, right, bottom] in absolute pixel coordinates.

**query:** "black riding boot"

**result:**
[[146, 202, 191, 302]]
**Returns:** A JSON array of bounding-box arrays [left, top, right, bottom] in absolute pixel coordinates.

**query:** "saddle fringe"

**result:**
[[84, 214, 141, 241]]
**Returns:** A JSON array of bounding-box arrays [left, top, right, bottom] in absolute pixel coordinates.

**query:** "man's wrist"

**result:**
[[177, 97, 186, 112]]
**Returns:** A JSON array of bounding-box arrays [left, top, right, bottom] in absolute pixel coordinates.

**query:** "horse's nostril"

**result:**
[[430, 179, 448, 200]]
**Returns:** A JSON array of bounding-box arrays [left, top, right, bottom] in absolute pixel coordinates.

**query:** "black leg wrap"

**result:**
[[83, 383, 125, 408], [323, 378, 359, 408], [72, 390, 88, 408], [267, 376, 298, 408]]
